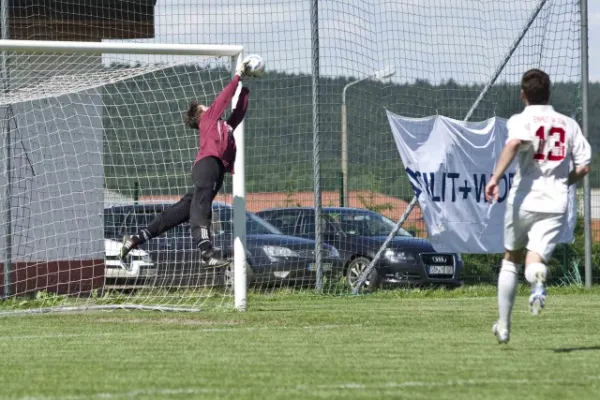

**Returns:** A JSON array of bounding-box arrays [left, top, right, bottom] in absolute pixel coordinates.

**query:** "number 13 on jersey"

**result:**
[[533, 126, 566, 162]]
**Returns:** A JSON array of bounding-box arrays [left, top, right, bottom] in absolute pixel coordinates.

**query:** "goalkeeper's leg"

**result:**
[[119, 191, 192, 261], [189, 156, 228, 268]]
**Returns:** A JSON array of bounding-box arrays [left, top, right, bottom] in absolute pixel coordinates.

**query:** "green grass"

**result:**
[[1, 285, 600, 400]]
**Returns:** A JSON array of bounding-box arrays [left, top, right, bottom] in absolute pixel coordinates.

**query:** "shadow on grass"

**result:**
[[553, 345, 600, 353]]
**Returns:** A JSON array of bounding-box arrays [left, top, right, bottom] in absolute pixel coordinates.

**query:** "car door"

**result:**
[[297, 211, 316, 240], [211, 206, 234, 258], [298, 211, 348, 257]]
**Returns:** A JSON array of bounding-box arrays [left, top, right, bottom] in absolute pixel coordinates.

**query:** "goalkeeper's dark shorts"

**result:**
[[189, 156, 225, 249]]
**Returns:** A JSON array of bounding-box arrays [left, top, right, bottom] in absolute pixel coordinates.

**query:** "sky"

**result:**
[[105, 0, 599, 84]]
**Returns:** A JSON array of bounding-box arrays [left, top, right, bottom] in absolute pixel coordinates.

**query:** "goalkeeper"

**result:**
[[119, 60, 252, 267]]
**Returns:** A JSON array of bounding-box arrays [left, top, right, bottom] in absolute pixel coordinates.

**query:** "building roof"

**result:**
[[8, 1, 157, 41]]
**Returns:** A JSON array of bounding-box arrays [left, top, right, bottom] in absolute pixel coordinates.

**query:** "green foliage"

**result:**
[[462, 253, 503, 284], [557, 259, 583, 287], [355, 172, 394, 213], [460, 216, 600, 284], [403, 223, 423, 238], [281, 173, 303, 207], [548, 215, 600, 285], [102, 66, 599, 199]]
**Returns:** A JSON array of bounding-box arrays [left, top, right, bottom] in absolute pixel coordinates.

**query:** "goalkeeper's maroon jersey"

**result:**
[[194, 75, 249, 173]]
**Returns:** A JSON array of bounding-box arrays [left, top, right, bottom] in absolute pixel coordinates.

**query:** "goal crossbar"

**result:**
[[0, 39, 244, 56]]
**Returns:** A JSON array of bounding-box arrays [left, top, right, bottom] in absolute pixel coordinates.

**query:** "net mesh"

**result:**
[[0, 0, 589, 313], [0, 51, 239, 311]]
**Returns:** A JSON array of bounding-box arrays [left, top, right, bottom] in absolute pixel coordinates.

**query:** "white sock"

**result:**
[[525, 263, 547, 284], [497, 260, 520, 331]]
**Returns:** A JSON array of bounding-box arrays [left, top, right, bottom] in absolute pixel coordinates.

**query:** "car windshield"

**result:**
[[227, 210, 282, 235], [325, 210, 412, 237]]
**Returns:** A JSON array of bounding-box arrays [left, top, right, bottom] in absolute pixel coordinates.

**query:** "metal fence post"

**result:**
[[580, 0, 592, 288], [311, 0, 323, 293]]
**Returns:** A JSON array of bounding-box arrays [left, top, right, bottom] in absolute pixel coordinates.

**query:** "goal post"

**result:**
[[230, 53, 248, 311], [0, 39, 248, 314]]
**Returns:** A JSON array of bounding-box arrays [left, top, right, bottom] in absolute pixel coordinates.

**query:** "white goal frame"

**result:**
[[0, 39, 248, 312]]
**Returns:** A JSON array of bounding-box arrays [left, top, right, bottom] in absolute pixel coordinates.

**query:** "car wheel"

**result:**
[[346, 256, 380, 292]]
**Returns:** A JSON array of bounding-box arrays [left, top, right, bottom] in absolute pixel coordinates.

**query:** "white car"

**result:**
[[104, 239, 157, 280]]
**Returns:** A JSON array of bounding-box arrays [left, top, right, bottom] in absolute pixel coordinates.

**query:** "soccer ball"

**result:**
[[244, 54, 265, 78]]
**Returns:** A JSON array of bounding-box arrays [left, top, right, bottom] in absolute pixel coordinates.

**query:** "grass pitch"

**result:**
[[0, 285, 599, 400]]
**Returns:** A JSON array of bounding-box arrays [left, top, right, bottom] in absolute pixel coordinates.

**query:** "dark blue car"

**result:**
[[255, 207, 464, 289], [104, 202, 343, 289]]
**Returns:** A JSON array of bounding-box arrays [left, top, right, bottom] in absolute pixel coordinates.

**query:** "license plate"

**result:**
[[308, 263, 332, 272], [427, 265, 454, 276]]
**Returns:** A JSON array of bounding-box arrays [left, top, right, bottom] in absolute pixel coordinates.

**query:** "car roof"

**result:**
[[105, 201, 232, 212], [106, 203, 376, 215]]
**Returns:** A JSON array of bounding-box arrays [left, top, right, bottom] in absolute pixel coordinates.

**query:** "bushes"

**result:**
[[462, 253, 503, 284], [461, 216, 597, 286]]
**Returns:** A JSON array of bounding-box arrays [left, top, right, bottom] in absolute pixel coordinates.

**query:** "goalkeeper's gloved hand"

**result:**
[[235, 60, 251, 79]]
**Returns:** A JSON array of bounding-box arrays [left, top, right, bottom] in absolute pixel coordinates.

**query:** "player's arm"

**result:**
[[490, 139, 522, 183], [568, 165, 590, 186], [227, 87, 250, 130], [203, 75, 242, 120], [485, 138, 522, 201], [203, 61, 250, 120], [568, 124, 592, 186], [485, 116, 529, 201]]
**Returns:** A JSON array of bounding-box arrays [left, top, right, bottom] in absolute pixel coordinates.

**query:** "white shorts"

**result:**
[[504, 206, 564, 262]]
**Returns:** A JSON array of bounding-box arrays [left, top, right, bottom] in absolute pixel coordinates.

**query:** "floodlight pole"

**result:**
[[341, 66, 395, 207]]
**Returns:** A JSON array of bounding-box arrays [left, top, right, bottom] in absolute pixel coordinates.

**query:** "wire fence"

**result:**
[[0, 0, 593, 311]]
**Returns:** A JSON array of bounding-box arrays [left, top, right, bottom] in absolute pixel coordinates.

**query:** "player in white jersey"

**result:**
[[484, 69, 592, 344]]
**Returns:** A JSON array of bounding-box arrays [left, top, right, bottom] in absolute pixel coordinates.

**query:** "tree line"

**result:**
[[102, 65, 600, 202]]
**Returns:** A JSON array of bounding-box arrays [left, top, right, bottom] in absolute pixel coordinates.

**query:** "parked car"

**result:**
[[103, 202, 343, 289], [104, 238, 157, 284], [255, 207, 463, 289]]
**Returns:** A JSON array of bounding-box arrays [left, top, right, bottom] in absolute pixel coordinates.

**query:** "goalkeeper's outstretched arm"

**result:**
[[227, 87, 250, 130], [203, 74, 243, 121], [202, 60, 250, 122], [183, 76, 245, 131]]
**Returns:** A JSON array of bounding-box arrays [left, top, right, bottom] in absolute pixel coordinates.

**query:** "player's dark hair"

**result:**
[[521, 69, 551, 105], [185, 100, 201, 129]]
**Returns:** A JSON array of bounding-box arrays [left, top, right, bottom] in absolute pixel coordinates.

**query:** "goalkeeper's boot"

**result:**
[[492, 322, 510, 344], [528, 272, 547, 316], [200, 248, 230, 268], [119, 235, 140, 271]]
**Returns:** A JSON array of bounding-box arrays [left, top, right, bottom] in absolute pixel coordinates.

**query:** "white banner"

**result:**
[[386, 111, 577, 254]]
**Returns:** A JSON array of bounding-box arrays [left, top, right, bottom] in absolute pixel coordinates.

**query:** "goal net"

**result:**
[[0, 41, 248, 314]]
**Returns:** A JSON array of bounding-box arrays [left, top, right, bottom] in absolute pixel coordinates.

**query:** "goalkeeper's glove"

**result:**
[[235, 60, 251, 79]]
